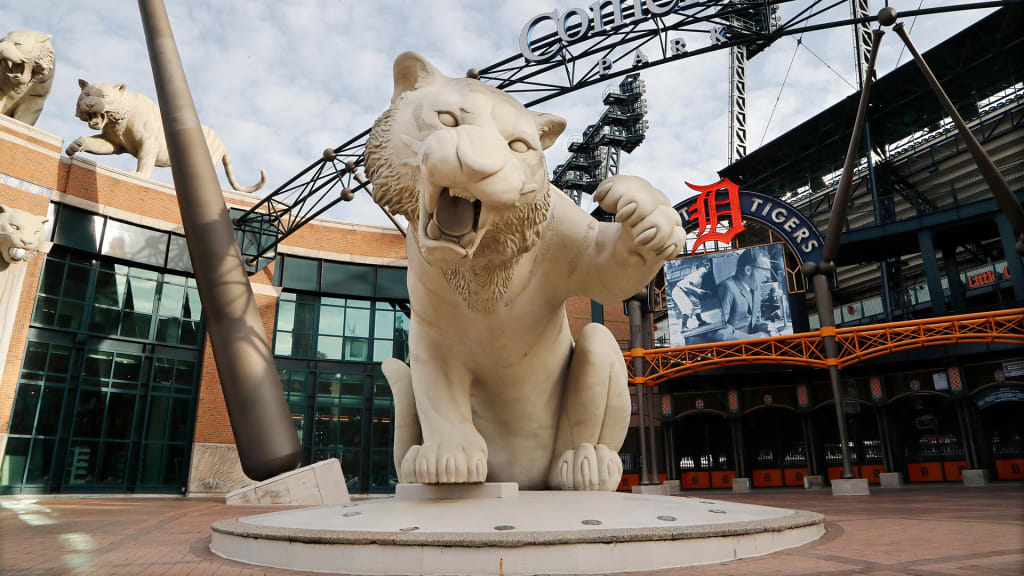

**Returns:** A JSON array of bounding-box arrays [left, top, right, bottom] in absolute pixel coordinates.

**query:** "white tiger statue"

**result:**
[[0, 30, 55, 126], [365, 52, 684, 490], [65, 80, 266, 192]]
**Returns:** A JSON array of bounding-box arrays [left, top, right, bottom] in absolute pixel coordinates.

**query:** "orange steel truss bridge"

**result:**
[[625, 308, 1024, 386]]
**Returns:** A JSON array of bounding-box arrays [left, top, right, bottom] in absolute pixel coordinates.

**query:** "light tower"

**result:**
[[551, 73, 649, 205]]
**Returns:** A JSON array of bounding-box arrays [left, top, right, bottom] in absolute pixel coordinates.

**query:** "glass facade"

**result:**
[[272, 255, 408, 493], [2, 235, 204, 494]]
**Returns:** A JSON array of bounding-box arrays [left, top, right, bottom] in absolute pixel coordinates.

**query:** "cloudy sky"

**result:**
[[1, 1, 996, 228]]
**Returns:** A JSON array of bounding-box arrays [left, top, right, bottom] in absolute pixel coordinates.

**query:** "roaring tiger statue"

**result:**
[[65, 80, 266, 192], [0, 30, 55, 126], [366, 53, 684, 491]]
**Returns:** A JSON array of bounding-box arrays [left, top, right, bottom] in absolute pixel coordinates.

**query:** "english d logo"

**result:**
[[685, 177, 746, 251]]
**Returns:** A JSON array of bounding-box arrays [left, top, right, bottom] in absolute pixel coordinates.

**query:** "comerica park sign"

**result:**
[[520, 0, 692, 63]]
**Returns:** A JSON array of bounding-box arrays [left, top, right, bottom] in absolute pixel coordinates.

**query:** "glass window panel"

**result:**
[[341, 375, 364, 397], [374, 378, 392, 399], [39, 258, 65, 296], [280, 370, 307, 394], [93, 271, 124, 307], [372, 410, 393, 449], [166, 235, 193, 273], [344, 338, 369, 362], [119, 312, 152, 339], [183, 288, 202, 320], [88, 305, 120, 335], [372, 339, 394, 363], [83, 351, 113, 378], [276, 301, 295, 332], [145, 396, 170, 442], [156, 317, 180, 343], [338, 407, 362, 446], [374, 310, 395, 339], [321, 262, 375, 297], [47, 346, 71, 374], [318, 305, 345, 336], [158, 284, 185, 316], [153, 358, 174, 384], [376, 266, 409, 300], [317, 336, 343, 360], [125, 277, 157, 313], [317, 373, 341, 397], [274, 332, 293, 356], [104, 393, 136, 440], [163, 444, 186, 487], [323, 297, 346, 306], [54, 205, 103, 253], [129, 267, 159, 280], [179, 320, 201, 347], [112, 354, 142, 382], [292, 298, 317, 333], [21, 372, 43, 382], [139, 443, 163, 485], [174, 361, 195, 390], [163, 272, 186, 286], [344, 308, 370, 337], [24, 438, 55, 485], [73, 389, 105, 438], [32, 295, 58, 325], [9, 384, 41, 435], [97, 442, 129, 485], [62, 264, 91, 300], [35, 387, 66, 436], [283, 257, 319, 291], [0, 438, 30, 486], [168, 398, 190, 442], [64, 441, 99, 485], [56, 300, 84, 330], [22, 341, 48, 372], [291, 334, 314, 358], [347, 299, 371, 309]]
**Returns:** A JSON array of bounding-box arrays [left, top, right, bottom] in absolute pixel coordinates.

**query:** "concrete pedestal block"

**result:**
[[396, 482, 518, 502], [831, 478, 870, 496], [732, 478, 752, 492], [226, 458, 349, 505], [662, 479, 681, 494], [803, 475, 824, 489], [632, 484, 670, 495], [879, 472, 903, 488], [962, 469, 988, 486]]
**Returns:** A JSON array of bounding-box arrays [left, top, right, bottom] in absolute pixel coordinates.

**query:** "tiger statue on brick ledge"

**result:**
[[0, 30, 55, 126], [365, 52, 684, 490]]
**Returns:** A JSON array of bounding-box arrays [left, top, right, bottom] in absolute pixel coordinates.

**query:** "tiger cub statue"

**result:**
[[365, 52, 684, 490], [66, 80, 266, 192]]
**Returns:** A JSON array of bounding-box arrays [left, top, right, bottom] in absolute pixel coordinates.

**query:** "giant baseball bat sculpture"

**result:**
[[138, 0, 301, 480]]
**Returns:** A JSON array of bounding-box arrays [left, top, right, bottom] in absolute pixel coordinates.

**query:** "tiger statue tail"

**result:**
[[221, 152, 267, 193], [381, 358, 421, 482]]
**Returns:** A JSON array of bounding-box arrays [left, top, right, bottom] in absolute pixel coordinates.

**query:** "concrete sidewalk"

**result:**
[[0, 484, 1021, 575]]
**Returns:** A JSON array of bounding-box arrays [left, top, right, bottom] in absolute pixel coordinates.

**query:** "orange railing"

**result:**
[[626, 309, 1024, 385]]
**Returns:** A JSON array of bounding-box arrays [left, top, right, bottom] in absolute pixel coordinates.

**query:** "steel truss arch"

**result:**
[[234, 0, 1017, 270], [625, 308, 1024, 385]]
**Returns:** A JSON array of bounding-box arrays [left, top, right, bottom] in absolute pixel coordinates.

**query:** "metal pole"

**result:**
[[627, 297, 650, 484], [138, 0, 301, 481], [813, 274, 856, 479], [648, 387, 659, 483], [891, 20, 1024, 243], [640, 308, 659, 484]]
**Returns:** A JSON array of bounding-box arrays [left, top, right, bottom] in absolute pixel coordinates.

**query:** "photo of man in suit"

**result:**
[[717, 248, 772, 340]]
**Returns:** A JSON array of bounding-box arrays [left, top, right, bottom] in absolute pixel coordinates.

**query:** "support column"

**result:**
[[668, 420, 677, 481], [732, 419, 747, 478], [918, 229, 947, 315], [663, 420, 674, 481], [641, 310, 658, 484], [942, 244, 966, 312], [997, 214, 1024, 303], [627, 297, 649, 485]]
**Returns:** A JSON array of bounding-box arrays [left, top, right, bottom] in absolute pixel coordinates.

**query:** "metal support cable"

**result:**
[[760, 36, 802, 147], [896, 0, 927, 68], [800, 41, 858, 90]]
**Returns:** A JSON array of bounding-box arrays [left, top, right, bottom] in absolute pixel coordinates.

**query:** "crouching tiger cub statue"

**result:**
[[66, 80, 266, 192], [365, 52, 684, 490]]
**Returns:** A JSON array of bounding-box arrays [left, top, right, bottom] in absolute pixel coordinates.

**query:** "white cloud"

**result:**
[[1, 1, 996, 228]]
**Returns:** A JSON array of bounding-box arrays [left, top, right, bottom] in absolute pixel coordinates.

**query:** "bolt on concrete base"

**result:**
[[732, 478, 752, 492]]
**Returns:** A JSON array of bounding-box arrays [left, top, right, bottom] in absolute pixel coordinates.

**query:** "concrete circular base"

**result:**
[[211, 491, 823, 575]]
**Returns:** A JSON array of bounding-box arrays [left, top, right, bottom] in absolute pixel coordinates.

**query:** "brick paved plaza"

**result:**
[[0, 484, 1021, 575]]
